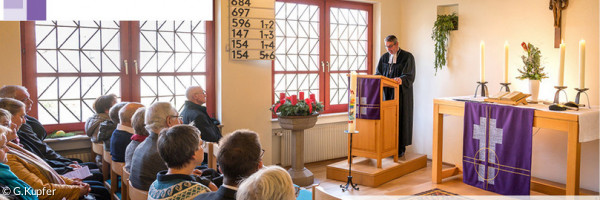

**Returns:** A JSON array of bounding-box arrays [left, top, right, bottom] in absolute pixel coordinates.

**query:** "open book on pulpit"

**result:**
[[485, 91, 531, 105]]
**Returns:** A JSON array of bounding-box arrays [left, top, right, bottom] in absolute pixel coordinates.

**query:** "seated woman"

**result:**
[[148, 125, 212, 200], [0, 124, 38, 200], [124, 107, 147, 172], [84, 94, 117, 166], [236, 166, 296, 200], [0, 98, 109, 200]]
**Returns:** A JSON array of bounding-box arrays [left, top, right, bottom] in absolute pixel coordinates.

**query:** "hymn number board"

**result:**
[[229, 0, 275, 60]]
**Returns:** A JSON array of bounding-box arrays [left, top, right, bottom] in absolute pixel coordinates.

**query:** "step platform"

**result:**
[[326, 153, 427, 187]]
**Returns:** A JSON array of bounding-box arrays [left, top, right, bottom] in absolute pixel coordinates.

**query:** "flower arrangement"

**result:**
[[516, 42, 548, 81], [271, 92, 324, 117]]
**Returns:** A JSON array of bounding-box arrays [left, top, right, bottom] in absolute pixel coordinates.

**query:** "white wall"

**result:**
[[396, 0, 599, 191]]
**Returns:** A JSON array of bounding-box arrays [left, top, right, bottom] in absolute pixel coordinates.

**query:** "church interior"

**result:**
[[0, 0, 598, 199]]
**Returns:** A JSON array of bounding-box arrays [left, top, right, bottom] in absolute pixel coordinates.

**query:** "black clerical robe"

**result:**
[[375, 49, 415, 154]]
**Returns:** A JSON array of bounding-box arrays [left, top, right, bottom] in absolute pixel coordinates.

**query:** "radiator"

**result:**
[[276, 122, 348, 166]]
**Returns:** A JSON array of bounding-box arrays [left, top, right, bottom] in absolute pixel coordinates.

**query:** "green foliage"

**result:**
[[431, 13, 458, 75], [516, 43, 548, 81], [271, 99, 324, 117]]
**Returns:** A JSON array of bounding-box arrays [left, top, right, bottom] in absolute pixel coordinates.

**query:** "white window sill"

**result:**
[[271, 112, 347, 129]]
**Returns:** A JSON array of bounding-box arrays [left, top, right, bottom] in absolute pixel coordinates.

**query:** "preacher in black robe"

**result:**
[[374, 35, 415, 156]]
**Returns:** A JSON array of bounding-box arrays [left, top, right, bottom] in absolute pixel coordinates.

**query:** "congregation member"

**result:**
[[0, 98, 109, 200], [0, 86, 103, 182], [236, 166, 296, 200], [85, 94, 118, 166], [148, 125, 212, 200], [374, 35, 416, 157], [195, 130, 264, 200], [181, 86, 222, 143], [124, 107, 147, 172], [130, 102, 182, 191], [0, 124, 38, 200], [97, 102, 127, 152], [110, 103, 144, 162]]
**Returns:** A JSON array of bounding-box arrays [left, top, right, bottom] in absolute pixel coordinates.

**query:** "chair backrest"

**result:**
[[314, 186, 340, 200], [128, 180, 148, 200], [111, 161, 125, 176], [122, 166, 130, 186], [103, 150, 112, 163], [92, 142, 104, 155]]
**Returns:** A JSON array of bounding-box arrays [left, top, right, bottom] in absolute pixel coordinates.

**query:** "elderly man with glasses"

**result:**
[[181, 86, 222, 143]]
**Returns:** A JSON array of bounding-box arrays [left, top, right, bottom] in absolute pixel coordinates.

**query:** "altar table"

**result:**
[[432, 97, 599, 195]]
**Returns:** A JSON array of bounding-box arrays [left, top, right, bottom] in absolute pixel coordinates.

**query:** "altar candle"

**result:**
[[504, 41, 509, 83], [348, 71, 358, 132], [558, 41, 565, 86], [299, 91, 304, 100], [310, 94, 316, 102], [480, 41, 485, 82], [579, 40, 585, 88]]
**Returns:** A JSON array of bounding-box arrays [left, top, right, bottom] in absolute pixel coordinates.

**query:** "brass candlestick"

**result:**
[[500, 83, 511, 92], [574, 88, 590, 108], [474, 81, 489, 98], [553, 86, 568, 104]]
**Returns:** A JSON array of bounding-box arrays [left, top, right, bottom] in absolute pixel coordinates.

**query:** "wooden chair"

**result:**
[[121, 166, 130, 200], [313, 186, 340, 200], [207, 142, 219, 170], [102, 149, 112, 190], [92, 142, 103, 157], [128, 180, 148, 200], [111, 161, 125, 200]]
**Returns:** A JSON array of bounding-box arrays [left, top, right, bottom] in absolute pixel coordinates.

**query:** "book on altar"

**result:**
[[489, 91, 528, 101]]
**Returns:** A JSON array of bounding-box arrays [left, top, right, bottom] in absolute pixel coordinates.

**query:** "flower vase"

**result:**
[[529, 80, 540, 102], [277, 114, 319, 186]]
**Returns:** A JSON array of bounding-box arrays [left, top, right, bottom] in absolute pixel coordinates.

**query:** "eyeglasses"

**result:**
[[167, 115, 183, 121], [260, 149, 265, 158], [386, 44, 396, 49]]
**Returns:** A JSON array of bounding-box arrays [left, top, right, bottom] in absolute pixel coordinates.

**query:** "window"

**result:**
[[273, 0, 372, 113], [21, 20, 215, 132]]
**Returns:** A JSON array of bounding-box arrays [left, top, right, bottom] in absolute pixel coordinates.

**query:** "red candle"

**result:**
[[279, 93, 286, 101], [291, 95, 298, 105], [310, 94, 316, 102], [299, 92, 304, 100]]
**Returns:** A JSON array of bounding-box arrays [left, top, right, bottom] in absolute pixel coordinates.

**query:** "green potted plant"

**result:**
[[516, 42, 548, 101], [431, 13, 458, 75]]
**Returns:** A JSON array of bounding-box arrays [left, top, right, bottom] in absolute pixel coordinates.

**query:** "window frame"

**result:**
[[271, 0, 373, 116], [21, 21, 216, 132]]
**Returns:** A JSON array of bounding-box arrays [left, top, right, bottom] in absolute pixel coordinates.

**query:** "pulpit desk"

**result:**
[[432, 98, 584, 195]]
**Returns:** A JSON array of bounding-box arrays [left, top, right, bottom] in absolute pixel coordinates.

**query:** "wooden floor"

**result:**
[[304, 158, 554, 197]]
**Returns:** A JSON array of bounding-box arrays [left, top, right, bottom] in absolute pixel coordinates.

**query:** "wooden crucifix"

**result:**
[[549, 0, 568, 48]]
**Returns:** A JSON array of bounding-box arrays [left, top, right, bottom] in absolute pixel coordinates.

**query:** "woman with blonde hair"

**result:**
[[236, 166, 296, 200]]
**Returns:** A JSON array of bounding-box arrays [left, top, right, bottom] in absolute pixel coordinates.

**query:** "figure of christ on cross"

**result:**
[[549, 0, 569, 47]]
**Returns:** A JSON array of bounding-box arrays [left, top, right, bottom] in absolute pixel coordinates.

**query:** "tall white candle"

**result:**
[[480, 41, 485, 82], [504, 41, 509, 83], [579, 40, 585, 88], [558, 41, 565, 86], [348, 71, 358, 132]]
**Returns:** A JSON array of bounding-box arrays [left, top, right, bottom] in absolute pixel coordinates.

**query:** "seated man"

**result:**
[[110, 102, 144, 162], [148, 125, 213, 200], [0, 86, 102, 181], [194, 130, 263, 200], [98, 102, 128, 152], [181, 86, 221, 143], [130, 102, 182, 191]]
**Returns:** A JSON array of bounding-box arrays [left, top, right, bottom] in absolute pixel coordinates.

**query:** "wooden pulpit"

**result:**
[[350, 75, 399, 168]]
